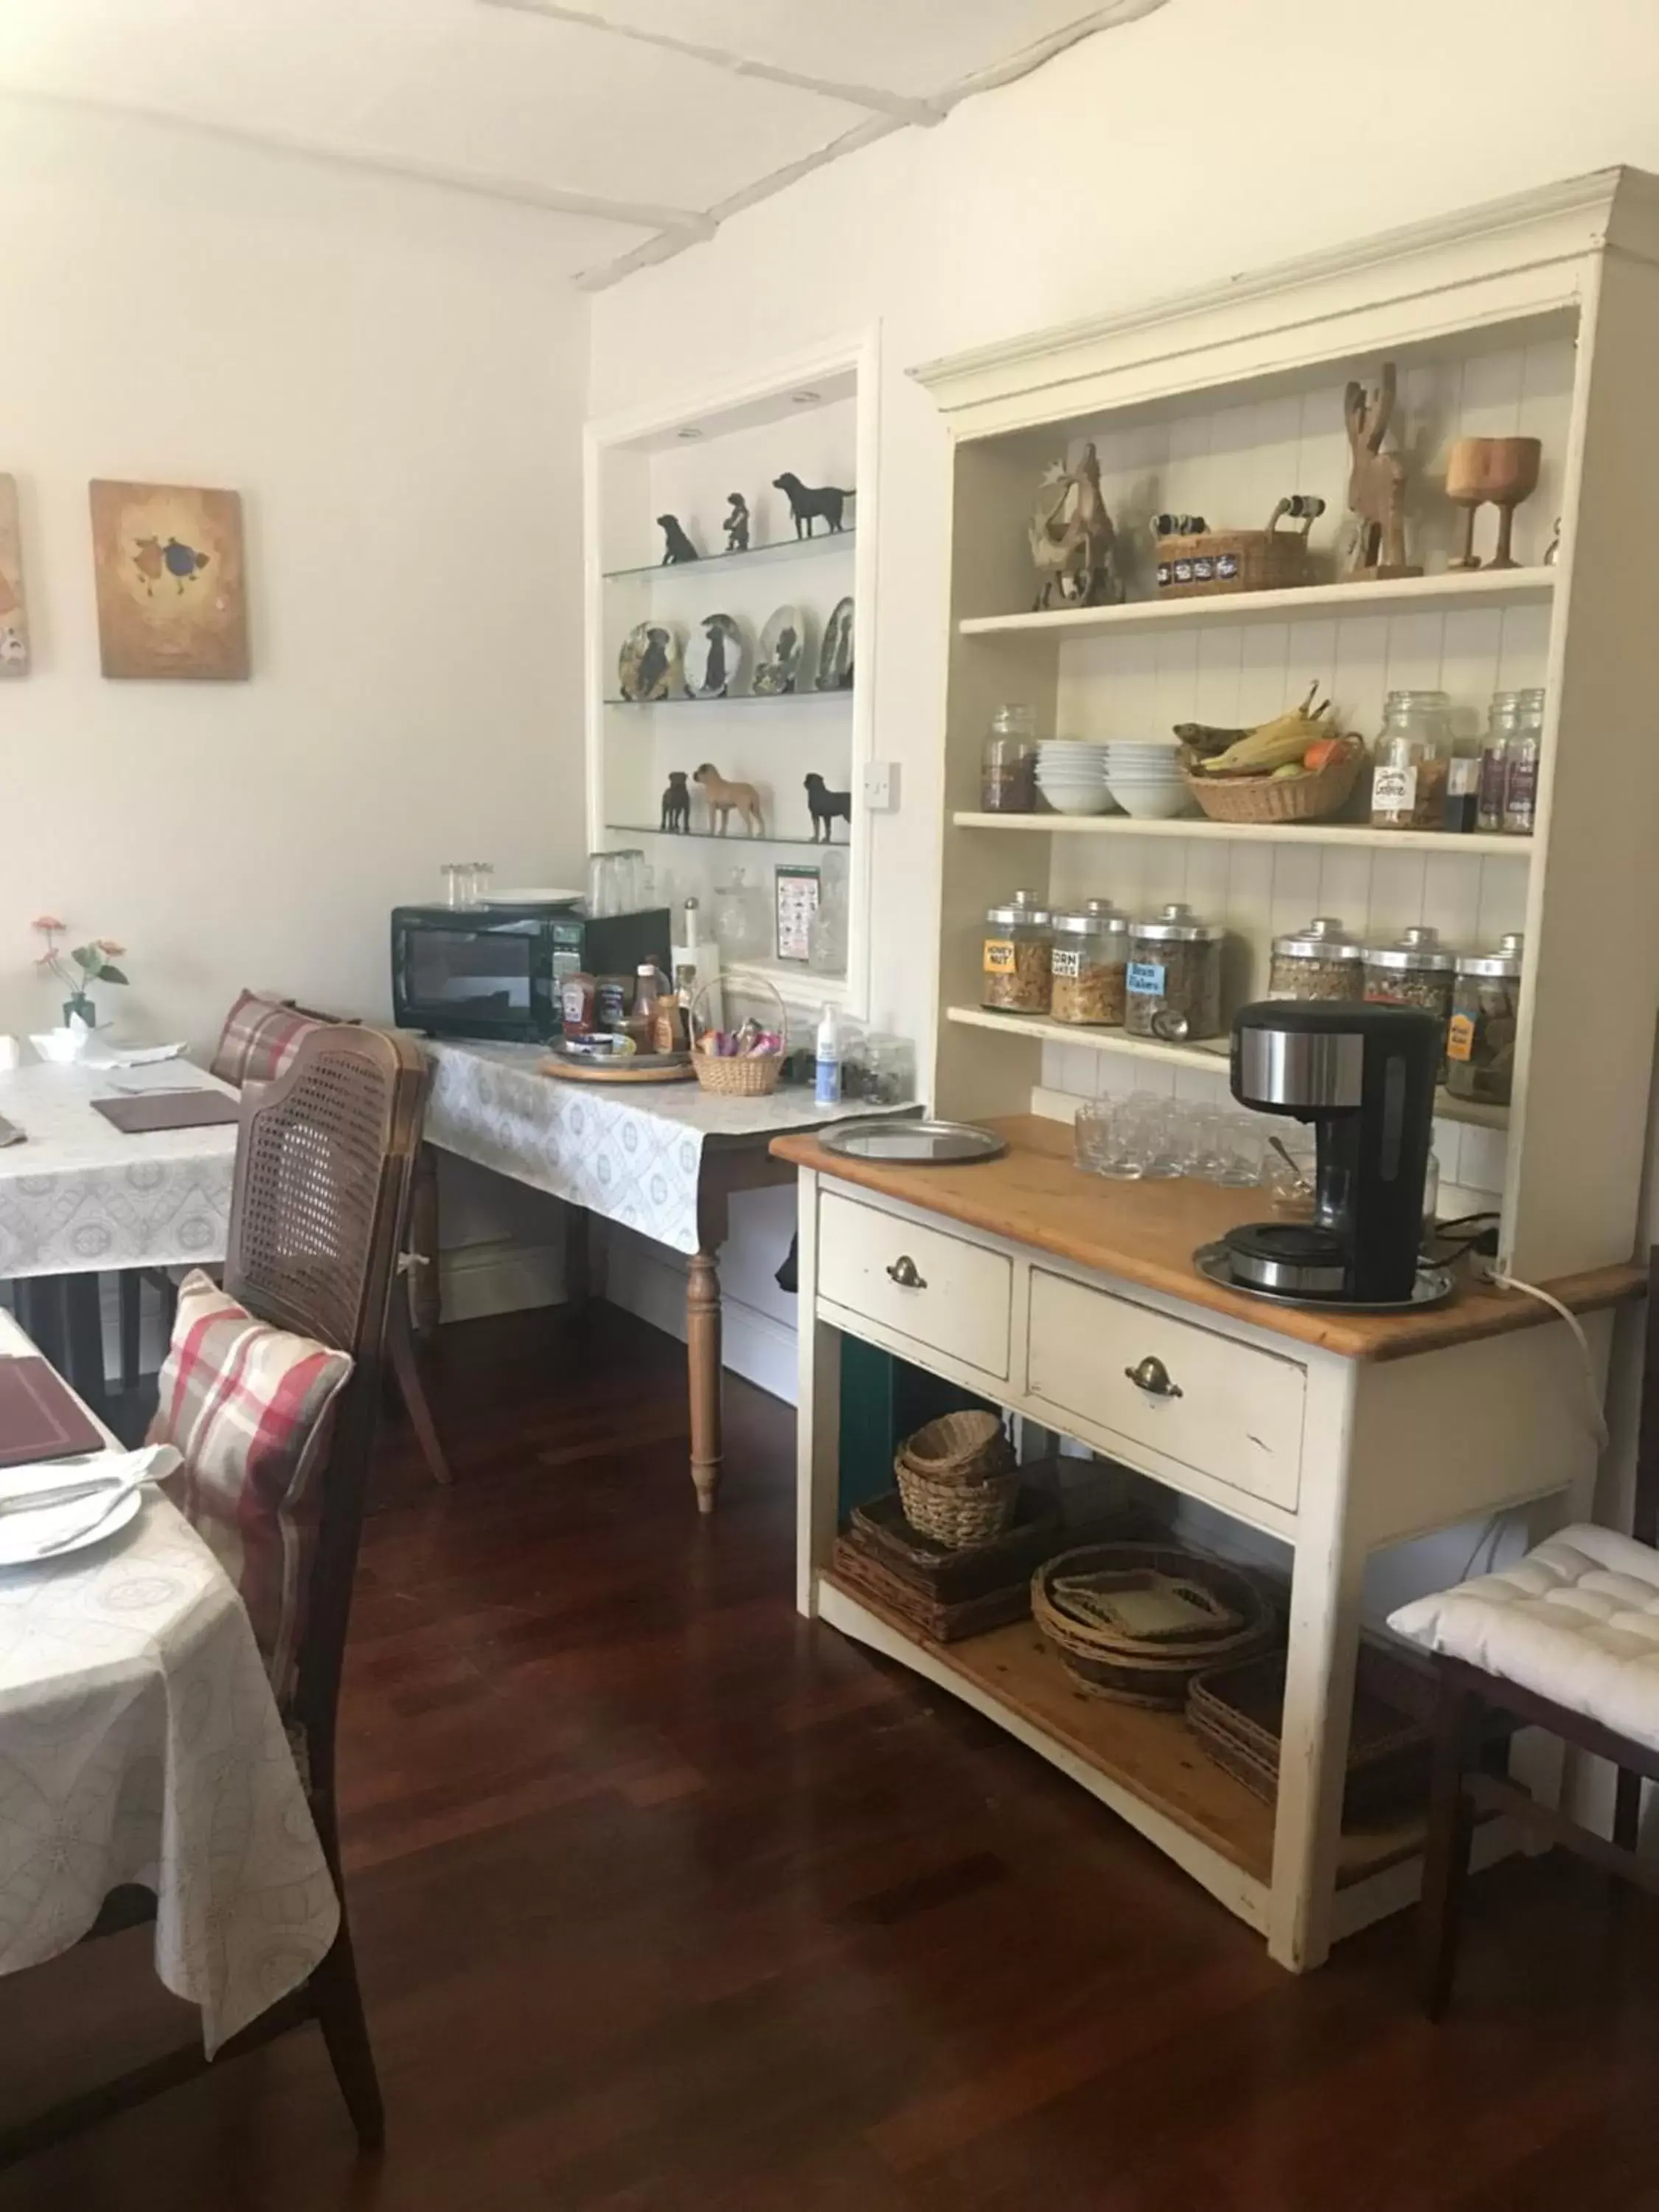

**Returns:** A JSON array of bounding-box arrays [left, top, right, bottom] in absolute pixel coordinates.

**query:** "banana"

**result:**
[[1199, 683, 1332, 775]]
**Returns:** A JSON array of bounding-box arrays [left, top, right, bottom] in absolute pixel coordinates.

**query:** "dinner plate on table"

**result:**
[[0, 1481, 144, 1566]]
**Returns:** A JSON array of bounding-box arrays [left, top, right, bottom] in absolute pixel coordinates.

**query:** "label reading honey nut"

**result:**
[[983, 937, 1016, 974]]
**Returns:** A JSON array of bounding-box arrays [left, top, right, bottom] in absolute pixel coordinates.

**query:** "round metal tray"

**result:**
[[817, 1117, 1007, 1165], [1192, 1240, 1456, 1314]]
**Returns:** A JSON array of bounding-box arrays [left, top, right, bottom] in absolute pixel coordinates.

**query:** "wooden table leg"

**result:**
[[686, 1249, 723, 1515]]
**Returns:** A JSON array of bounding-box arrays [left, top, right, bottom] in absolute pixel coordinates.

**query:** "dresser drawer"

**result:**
[[818, 1192, 1013, 1380], [1026, 1269, 1305, 1513]]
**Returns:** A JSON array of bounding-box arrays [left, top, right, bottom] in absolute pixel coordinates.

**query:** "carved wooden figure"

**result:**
[[1342, 362, 1418, 579]]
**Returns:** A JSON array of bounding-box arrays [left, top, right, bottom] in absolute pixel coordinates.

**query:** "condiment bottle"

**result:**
[[594, 974, 631, 1031], [981, 704, 1037, 813], [559, 969, 597, 1040]]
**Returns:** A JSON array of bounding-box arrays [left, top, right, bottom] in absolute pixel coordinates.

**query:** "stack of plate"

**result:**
[[1034, 740, 1113, 816], [1102, 741, 1194, 821]]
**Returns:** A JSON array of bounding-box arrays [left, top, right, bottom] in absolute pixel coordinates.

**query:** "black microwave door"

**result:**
[[396, 920, 550, 1037]]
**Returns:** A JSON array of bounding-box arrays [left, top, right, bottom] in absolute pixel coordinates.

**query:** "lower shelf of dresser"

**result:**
[[818, 1571, 1441, 1928]]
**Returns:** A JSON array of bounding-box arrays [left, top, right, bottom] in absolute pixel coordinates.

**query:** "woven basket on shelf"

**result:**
[[688, 972, 786, 1097], [897, 1409, 1009, 1481], [1031, 1543, 1277, 1707], [894, 1458, 1021, 1550], [1180, 737, 1365, 826], [1187, 1641, 1433, 1823]]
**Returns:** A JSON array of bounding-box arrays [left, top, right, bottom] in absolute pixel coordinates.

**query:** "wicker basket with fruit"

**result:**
[[1176, 685, 1366, 825]]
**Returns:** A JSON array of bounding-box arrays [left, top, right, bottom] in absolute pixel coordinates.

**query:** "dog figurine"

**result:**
[[772, 473, 854, 539], [803, 773, 852, 844], [658, 513, 699, 566], [723, 493, 750, 555], [660, 771, 692, 833], [694, 764, 765, 837]]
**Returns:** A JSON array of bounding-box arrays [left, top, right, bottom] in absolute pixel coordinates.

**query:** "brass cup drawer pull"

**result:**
[[1125, 1354, 1183, 1399], [886, 1255, 928, 1290]]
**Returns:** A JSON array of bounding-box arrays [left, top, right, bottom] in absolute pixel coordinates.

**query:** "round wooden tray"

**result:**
[[539, 1045, 696, 1085]]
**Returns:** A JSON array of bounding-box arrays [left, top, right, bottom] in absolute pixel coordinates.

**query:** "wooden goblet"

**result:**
[[1445, 436, 1543, 571]]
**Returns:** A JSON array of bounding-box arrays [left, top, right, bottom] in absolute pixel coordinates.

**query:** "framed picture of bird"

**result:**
[[88, 479, 249, 679]]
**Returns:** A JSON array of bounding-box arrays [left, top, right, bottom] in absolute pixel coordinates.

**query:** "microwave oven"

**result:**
[[390, 902, 672, 1044]]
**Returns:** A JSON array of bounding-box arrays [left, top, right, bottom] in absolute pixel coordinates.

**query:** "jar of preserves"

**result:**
[[1445, 931, 1524, 1105], [981, 704, 1038, 813], [1476, 687, 1545, 835], [1370, 689, 1453, 830], [1125, 902, 1223, 1041], [981, 891, 1053, 1013], [1363, 924, 1457, 1072], [1267, 916, 1365, 1001], [1049, 900, 1130, 1026]]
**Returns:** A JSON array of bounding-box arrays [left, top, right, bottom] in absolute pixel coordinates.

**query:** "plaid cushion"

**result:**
[[209, 990, 327, 1089], [150, 1270, 353, 1707]]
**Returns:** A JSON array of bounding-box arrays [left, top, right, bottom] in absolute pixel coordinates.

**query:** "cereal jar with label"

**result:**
[[1362, 923, 1457, 1071], [1124, 902, 1223, 1040], [1049, 900, 1130, 1026], [981, 892, 1053, 1015], [1267, 915, 1366, 1001], [1446, 931, 1524, 1105], [1370, 689, 1453, 831]]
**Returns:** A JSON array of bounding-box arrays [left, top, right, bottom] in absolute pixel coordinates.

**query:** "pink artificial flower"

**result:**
[[95, 939, 125, 956], [31, 914, 64, 933]]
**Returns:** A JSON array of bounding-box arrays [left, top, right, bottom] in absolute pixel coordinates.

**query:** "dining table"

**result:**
[[0, 1305, 340, 2056], [0, 1056, 237, 1408]]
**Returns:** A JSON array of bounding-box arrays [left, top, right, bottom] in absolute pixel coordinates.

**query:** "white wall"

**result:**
[[0, 96, 588, 1057]]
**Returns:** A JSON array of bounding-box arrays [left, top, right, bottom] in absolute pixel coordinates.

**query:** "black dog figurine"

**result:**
[[804, 772, 852, 843], [723, 493, 750, 555], [658, 513, 699, 565], [772, 473, 854, 539], [660, 771, 692, 833]]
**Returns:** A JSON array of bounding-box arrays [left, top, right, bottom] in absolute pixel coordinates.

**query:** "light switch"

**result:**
[[862, 761, 900, 810]]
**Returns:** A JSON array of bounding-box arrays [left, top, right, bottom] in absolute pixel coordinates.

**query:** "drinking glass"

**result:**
[[1129, 1091, 1183, 1179], [586, 851, 621, 917], [1214, 1112, 1267, 1187], [1185, 1107, 1231, 1181], [1073, 1102, 1110, 1175], [470, 861, 494, 907], [441, 862, 469, 909]]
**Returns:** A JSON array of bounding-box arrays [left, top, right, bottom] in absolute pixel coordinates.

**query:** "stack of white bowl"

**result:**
[[1034, 739, 1113, 815], [1102, 740, 1193, 821]]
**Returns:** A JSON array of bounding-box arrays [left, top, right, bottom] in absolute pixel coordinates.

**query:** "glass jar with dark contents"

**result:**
[[1446, 931, 1524, 1105], [1363, 924, 1457, 1074], [1125, 902, 1223, 1041]]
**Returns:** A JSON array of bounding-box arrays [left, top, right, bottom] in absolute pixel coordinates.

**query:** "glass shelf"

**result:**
[[602, 689, 853, 708], [604, 530, 855, 582], [607, 822, 848, 850]]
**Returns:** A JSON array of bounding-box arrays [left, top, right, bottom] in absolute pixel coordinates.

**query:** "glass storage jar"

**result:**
[[981, 704, 1038, 813], [1501, 687, 1544, 836], [1445, 931, 1524, 1105], [1370, 689, 1453, 830], [1363, 923, 1457, 1071], [1267, 916, 1366, 1001], [1125, 902, 1223, 1041], [981, 891, 1053, 1013], [1049, 900, 1130, 1026]]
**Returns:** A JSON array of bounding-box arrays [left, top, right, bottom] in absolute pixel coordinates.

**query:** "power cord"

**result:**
[[1488, 1267, 1611, 1452]]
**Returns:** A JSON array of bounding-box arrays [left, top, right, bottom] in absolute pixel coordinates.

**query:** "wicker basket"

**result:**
[[897, 1409, 1009, 1481], [894, 1459, 1021, 1549], [1032, 1543, 1277, 1707], [1181, 737, 1365, 826], [1152, 495, 1324, 599], [1187, 1642, 1433, 1823], [688, 972, 786, 1097]]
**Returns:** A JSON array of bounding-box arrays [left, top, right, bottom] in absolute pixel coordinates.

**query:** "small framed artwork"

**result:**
[[89, 479, 250, 680], [775, 865, 821, 964], [0, 475, 29, 676]]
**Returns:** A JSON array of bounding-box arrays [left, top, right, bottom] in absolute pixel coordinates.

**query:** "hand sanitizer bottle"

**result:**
[[814, 1003, 841, 1107]]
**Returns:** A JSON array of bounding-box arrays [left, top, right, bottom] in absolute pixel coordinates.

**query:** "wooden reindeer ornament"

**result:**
[[1341, 361, 1420, 581]]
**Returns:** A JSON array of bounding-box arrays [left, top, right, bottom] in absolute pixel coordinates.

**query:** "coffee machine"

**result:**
[[1217, 1000, 1441, 1305]]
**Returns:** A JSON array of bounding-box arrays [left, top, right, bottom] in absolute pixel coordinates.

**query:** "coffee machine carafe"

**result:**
[[1222, 1000, 1441, 1304]]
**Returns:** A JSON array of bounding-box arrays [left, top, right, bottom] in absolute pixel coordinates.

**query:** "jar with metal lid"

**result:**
[[1363, 923, 1457, 1071], [981, 891, 1053, 1013], [1370, 689, 1453, 830], [1445, 931, 1524, 1105], [1125, 902, 1223, 1041], [1477, 688, 1545, 835], [1049, 900, 1130, 1026], [1267, 916, 1366, 1001], [981, 703, 1038, 813]]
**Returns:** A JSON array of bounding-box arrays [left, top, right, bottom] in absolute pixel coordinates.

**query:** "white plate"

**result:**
[[0, 1482, 143, 1566], [482, 888, 582, 906]]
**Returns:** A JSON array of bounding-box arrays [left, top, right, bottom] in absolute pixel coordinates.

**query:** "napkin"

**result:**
[[0, 1445, 181, 1562]]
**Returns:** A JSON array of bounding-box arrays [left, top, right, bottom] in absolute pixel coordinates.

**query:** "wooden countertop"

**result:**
[[771, 1116, 1645, 1362]]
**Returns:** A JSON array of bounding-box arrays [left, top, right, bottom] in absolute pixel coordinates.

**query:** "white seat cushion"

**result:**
[[1388, 1525, 1659, 1756]]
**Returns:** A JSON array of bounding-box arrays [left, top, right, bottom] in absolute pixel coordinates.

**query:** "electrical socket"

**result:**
[[861, 762, 899, 811]]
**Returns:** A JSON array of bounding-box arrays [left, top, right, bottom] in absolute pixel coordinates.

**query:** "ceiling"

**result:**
[[0, 0, 1169, 286]]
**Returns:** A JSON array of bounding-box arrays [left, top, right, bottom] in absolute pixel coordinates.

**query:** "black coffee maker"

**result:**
[[1220, 1000, 1441, 1304]]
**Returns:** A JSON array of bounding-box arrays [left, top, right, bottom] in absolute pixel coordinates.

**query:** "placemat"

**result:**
[[91, 1092, 240, 1134], [0, 1356, 106, 1468]]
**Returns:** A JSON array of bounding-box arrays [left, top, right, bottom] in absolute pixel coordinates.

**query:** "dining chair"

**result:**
[[1391, 1247, 1659, 2017], [3, 1023, 430, 2163], [117, 990, 453, 1486]]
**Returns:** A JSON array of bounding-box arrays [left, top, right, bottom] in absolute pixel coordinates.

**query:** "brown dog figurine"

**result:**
[[693, 764, 765, 837]]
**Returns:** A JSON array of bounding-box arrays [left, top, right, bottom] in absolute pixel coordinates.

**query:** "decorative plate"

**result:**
[[684, 613, 745, 700], [815, 596, 855, 692], [618, 621, 683, 703], [753, 605, 805, 696]]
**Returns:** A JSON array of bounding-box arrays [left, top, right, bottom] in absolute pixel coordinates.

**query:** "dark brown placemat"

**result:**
[[0, 1357, 106, 1468], [91, 1091, 240, 1133]]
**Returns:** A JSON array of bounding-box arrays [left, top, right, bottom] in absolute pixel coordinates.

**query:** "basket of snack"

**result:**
[[1152, 495, 1325, 599], [1177, 684, 1366, 826], [688, 973, 787, 1096]]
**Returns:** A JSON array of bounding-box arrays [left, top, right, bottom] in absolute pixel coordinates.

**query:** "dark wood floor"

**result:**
[[4, 1303, 1659, 2211]]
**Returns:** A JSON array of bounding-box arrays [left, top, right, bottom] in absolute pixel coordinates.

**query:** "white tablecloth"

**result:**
[[426, 1039, 896, 1256], [0, 1062, 236, 1279], [0, 1313, 338, 2054]]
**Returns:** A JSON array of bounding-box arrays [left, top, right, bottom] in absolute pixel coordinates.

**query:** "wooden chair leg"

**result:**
[[1419, 1673, 1477, 2021], [388, 1295, 453, 1486], [310, 1916, 385, 2152], [1613, 1766, 1644, 1854], [63, 1274, 107, 1417], [119, 1274, 142, 1391]]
